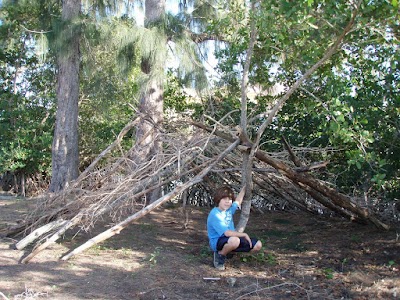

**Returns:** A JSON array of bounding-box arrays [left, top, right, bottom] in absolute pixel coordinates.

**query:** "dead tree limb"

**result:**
[[254, 150, 390, 229], [192, 121, 390, 230], [281, 136, 303, 167], [21, 215, 82, 263], [15, 219, 68, 250], [61, 139, 241, 260]]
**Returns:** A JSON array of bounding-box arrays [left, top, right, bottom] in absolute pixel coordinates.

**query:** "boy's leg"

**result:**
[[219, 236, 240, 256], [250, 240, 262, 252], [213, 236, 240, 270], [233, 238, 262, 253]]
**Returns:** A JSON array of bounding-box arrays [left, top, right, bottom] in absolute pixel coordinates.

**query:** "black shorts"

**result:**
[[216, 235, 259, 252]]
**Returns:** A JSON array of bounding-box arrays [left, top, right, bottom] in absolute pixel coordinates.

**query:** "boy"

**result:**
[[207, 185, 262, 270]]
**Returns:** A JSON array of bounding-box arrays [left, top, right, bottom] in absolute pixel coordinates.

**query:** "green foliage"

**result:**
[[0, 0, 57, 185], [147, 247, 162, 267], [164, 71, 205, 119], [210, 0, 399, 201], [78, 17, 139, 167], [323, 267, 334, 279], [241, 251, 277, 265]]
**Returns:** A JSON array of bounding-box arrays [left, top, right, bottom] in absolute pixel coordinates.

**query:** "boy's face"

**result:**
[[218, 197, 233, 211]]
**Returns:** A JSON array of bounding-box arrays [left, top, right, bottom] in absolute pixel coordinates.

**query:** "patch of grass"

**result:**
[[282, 240, 307, 252], [200, 245, 211, 258], [240, 242, 277, 265], [146, 246, 162, 267], [88, 244, 112, 256], [240, 252, 277, 265], [273, 218, 292, 225], [351, 234, 361, 243], [184, 245, 211, 263], [118, 247, 134, 257], [323, 267, 334, 279]]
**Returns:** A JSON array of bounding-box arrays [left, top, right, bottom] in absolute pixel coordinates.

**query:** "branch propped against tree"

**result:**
[[60, 139, 240, 261], [191, 121, 390, 230]]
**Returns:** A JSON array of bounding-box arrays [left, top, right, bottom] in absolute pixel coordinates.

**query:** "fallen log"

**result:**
[[21, 215, 82, 263], [15, 219, 68, 250], [254, 150, 389, 230]]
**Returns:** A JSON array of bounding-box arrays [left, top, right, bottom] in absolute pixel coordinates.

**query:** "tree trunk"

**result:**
[[236, 0, 257, 232], [49, 0, 81, 192], [134, 0, 166, 204]]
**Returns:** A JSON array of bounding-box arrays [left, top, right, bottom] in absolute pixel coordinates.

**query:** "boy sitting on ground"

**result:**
[[207, 185, 262, 270]]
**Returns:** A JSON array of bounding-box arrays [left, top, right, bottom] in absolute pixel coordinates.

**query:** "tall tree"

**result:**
[[49, 0, 81, 192], [133, 0, 167, 203]]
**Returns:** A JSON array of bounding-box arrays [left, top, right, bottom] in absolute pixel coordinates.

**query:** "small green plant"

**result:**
[[283, 240, 307, 252], [265, 253, 277, 265], [200, 245, 210, 258], [240, 248, 276, 265], [119, 247, 133, 257], [387, 260, 396, 267], [147, 247, 162, 267], [341, 258, 348, 272], [351, 234, 361, 243], [323, 268, 334, 279], [89, 244, 111, 256]]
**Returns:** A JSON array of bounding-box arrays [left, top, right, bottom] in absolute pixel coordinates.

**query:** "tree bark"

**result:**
[[49, 0, 81, 192], [236, 0, 258, 232], [134, 0, 166, 204]]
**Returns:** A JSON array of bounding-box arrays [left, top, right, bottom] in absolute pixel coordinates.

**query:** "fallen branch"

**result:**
[[21, 215, 82, 263], [192, 121, 390, 230], [15, 219, 68, 250], [61, 139, 240, 260]]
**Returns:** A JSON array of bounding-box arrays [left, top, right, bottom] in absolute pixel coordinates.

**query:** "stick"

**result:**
[[15, 219, 67, 250], [21, 216, 81, 264]]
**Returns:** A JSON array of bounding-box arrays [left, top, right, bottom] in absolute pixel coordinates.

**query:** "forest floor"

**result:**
[[0, 193, 399, 300]]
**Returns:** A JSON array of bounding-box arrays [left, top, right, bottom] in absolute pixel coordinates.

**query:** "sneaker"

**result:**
[[213, 251, 226, 270]]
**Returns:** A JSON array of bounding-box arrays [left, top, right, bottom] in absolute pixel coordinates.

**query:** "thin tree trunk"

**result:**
[[237, 0, 258, 232], [49, 0, 81, 192]]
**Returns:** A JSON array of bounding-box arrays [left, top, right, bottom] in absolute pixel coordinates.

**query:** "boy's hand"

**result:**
[[243, 233, 252, 248]]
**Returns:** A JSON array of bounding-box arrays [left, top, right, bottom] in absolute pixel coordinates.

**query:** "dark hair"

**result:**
[[213, 186, 234, 206]]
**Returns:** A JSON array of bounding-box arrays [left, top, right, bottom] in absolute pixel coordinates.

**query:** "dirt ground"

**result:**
[[0, 195, 399, 300]]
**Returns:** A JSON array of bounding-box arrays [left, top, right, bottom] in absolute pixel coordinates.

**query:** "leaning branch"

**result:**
[[254, 0, 362, 140], [192, 121, 390, 230], [61, 139, 241, 260]]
